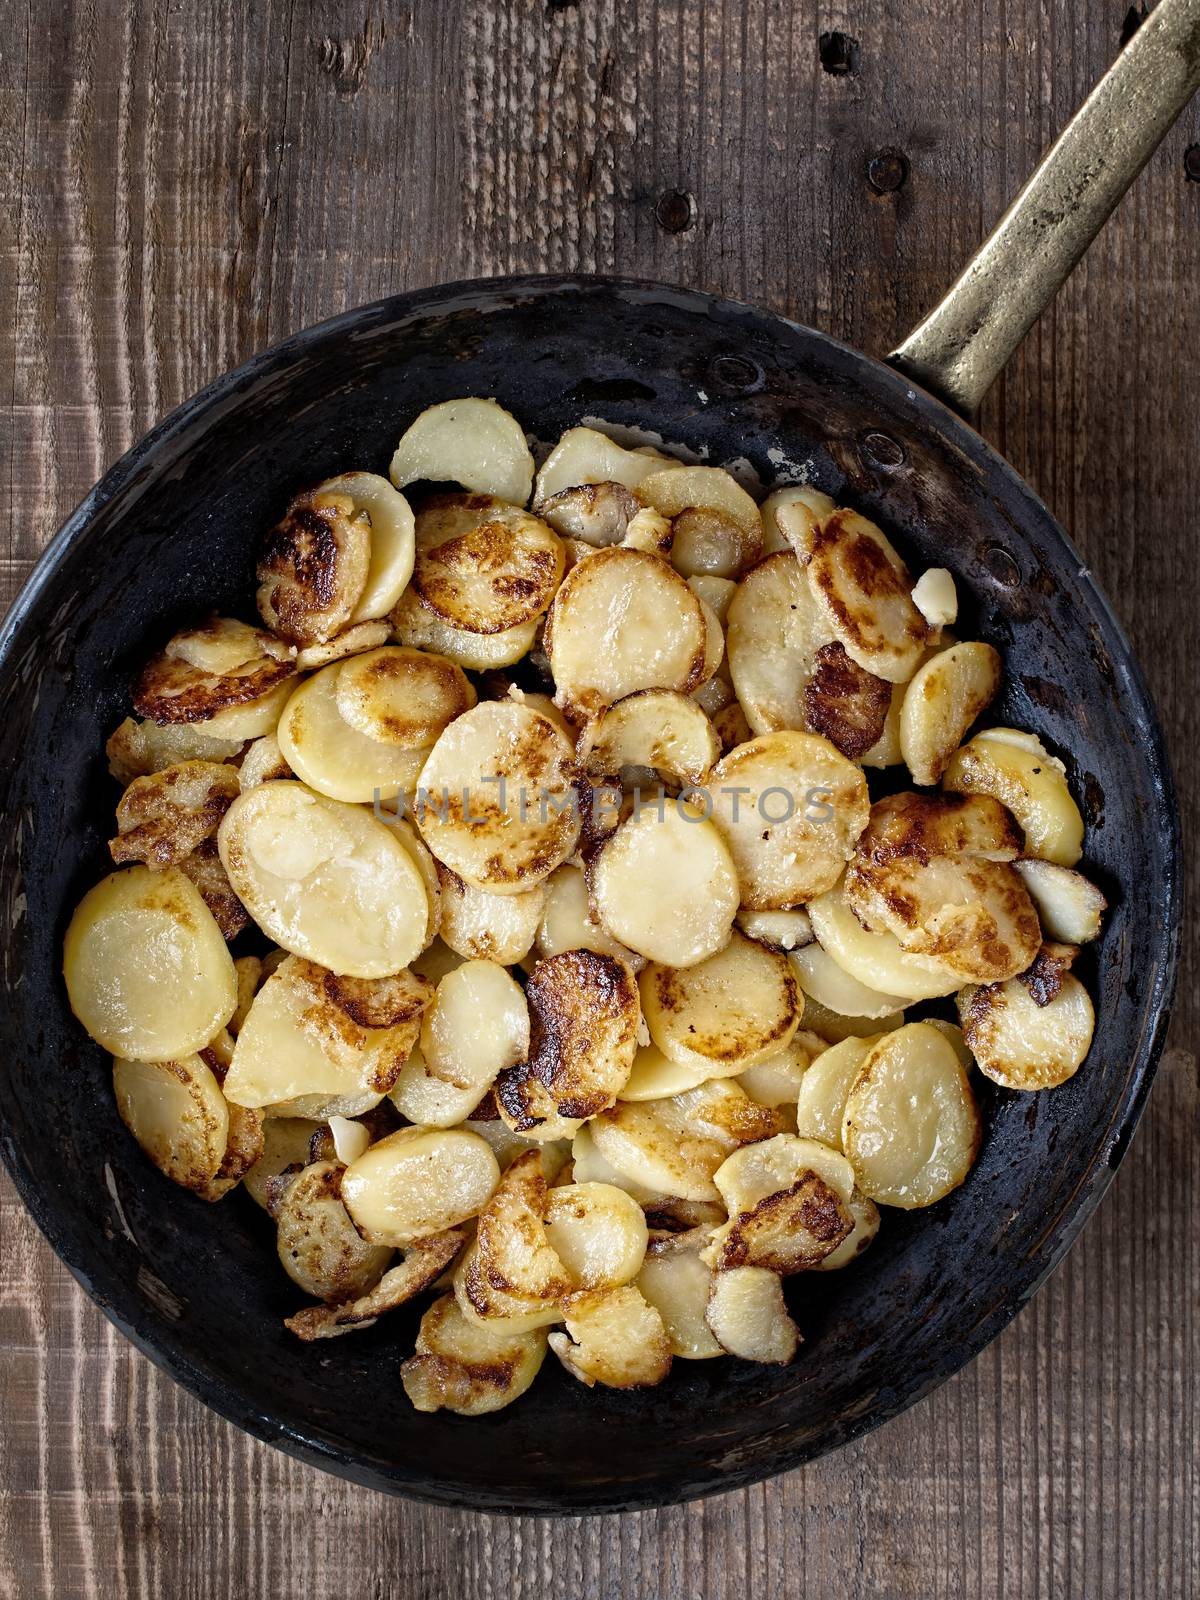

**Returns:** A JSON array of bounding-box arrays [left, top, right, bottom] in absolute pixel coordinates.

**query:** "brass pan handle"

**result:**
[[888, 0, 1200, 416]]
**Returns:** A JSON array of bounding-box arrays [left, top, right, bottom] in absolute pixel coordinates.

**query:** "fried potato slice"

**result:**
[[802, 642, 892, 760], [275, 664, 428, 805], [106, 717, 244, 784], [899, 640, 1002, 785], [109, 760, 241, 870], [495, 950, 640, 1137], [402, 1292, 549, 1415], [591, 799, 739, 968], [735, 1033, 821, 1117], [640, 931, 800, 1076], [421, 959, 530, 1091], [257, 488, 372, 646], [807, 509, 931, 682], [795, 992, 905, 1044], [389, 1044, 492, 1127], [112, 1054, 230, 1195], [414, 701, 579, 893], [587, 1081, 778, 1203], [807, 877, 961, 1001], [534, 426, 678, 504], [712, 1132, 856, 1215], [64, 866, 237, 1061], [390, 585, 539, 670], [549, 1284, 672, 1388], [714, 1170, 852, 1274], [275, 1160, 393, 1301], [536, 480, 642, 546], [958, 968, 1095, 1090], [176, 837, 249, 940], [577, 690, 719, 791], [726, 551, 834, 734], [943, 728, 1084, 866], [708, 731, 870, 910], [242, 1115, 322, 1210], [793, 1036, 875, 1146], [334, 645, 475, 749], [735, 907, 814, 952], [390, 397, 535, 506], [758, 484, 836, 556], [1013, 858, 1107, 943], [435, 864, 545, 964], [341, 1126, 501, 1246], [841, 1023, 981, 1208], [705, 1267, 798, 1364], [133, 617, 296, 728], [316, 471, 416, 622], [789, 942, 906, 1021], [534, 862, 640, 967], [219, 781, 431, 976], [544, 1181, 649, 1289], [411, 494, 564, 634], [453, 1237, 566, 1331], [392, 818, 443, 946], [285, 1227, 465, 1341], [810, 1188, 881, 1271], [238, 732, 293, 790], [546, 546, 709, 721], [323, 966, 433, 1028], [636, 1230, 723, 1358], [845, 792, 1040, 984], [467, 1149, 573, 1313], [293, 619, 391, 671], [635, 465, 762, 578], [618, 1042, 715, 1102]]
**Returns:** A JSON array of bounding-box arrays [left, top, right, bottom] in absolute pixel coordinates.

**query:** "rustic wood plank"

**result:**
[[1, 0, 1197, 1595]]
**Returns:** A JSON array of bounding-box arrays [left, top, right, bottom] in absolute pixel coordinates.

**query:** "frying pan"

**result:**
[[0, 2, 1194, 1516]]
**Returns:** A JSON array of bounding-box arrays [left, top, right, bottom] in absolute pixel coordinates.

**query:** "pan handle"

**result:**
[[888, 0, 1200, 416]]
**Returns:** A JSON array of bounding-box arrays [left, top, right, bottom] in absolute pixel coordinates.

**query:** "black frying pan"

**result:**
[[0, 3, 1194, 1516]]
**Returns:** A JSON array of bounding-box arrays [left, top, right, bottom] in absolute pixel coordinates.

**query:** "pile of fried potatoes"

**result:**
[[63, 398, 1108, 1415]]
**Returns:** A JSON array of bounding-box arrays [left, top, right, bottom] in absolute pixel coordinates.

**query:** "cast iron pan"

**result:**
[[0, 6, 1193, 1516]]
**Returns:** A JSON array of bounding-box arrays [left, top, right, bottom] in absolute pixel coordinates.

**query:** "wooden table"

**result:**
[[1, 2, 1196, 1594]]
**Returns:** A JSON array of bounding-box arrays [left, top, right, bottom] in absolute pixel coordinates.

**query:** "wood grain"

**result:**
[[1, 0, 1197, 1594]]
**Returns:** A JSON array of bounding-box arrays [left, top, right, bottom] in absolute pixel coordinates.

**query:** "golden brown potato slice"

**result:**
[[317, 471, 416, 623], [726, 551, 834, 734], [546, 546, 709, 721], [241, 1115, 322, 1210], [587, 1081, 778, 1203], [112, 1054, 230, 1195], [411, 494, 564, 634], [899, 640, 1002, 785], [133, 617, 296, 729], [1013, 858, 1107, 943], [402, 1292, 549, 1415], [759, 485, 836, 558], [841, 1023, 981, 1208], [802, 642, 893, 760], [708, 731, 870, 910], [106, 717, 244, 783], [420, 959, 529, 1091], [453, 1237, 566, 1331], [390, 397, 535, 506], [640, 930, 800, 1076], [958, 967, 1095, 1090], [636, 1230, 724, 1358], [635, 465, 762, 578], [322, 966, 433, 1028], [293, 619, 391, 672], [275, 1160, 393, 1301], [549, 1284, 672, 1388], [533, 426, 678, 504], [64, 866, 237, 1061], [473, 1150, 572, 1309], [705, 1267, 798, 1363], [177, 836, 249, 940], [109, 760, 240, 870], [577, 690, 719, 790], [414, 701, 579, 894], [811, 1188, 881, 1271], [943, 728, 1084, 866], [807, 878, 961, 1002], [275, 664, 429, 805], [712, 1132, 856, 1217], [237, 732, 293, 790], [536, 480, 642, 546], [807, 509, 931, 683], [544, 1181, 649, 1289], [495, 950, 640, 1137], [257, 488, 372, 646], [334, 646, 475, 749], [284, 1227, 465, 1341], [341, 1126, 501, 1246], [714, 1170, 852, 1274], [390, 585, 539, 671], [435, 864, 545, 964], [534, 862, 641, 967]]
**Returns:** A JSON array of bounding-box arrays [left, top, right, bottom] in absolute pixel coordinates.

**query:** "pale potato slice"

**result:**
[[712, 1132, 856, 1214], [686, 573, 738, 624], [536, 481, 642, 546], [275, 1160, 393, 1301], [789, 943, 905, 1021], [794, 1036, 874, 1146], [705, 1267, 798, 1364], [807, 509, 931, 683], [392, 818, 442, 945], [587, 1081, 777, 1203], [1013, 858, 1107, 943], [899, 640, 1002, 785], [434, 864, 544, 964], [735, 907, 814, 952], [314, 471, 416, 622], [410, 938, 465, 986], [334, 646, 475, 749], [463, 1119, 571, 1180], [636, 466, 761, 578], [474, 1150, 572, 1309], [810, 1189, 881, 1271], [759, 485, 836, 557], [618, 1043, 714, 1102], [534, 862, 640, 967], [591, 800, 738, 968], [924, 1018, 975, 1070], [544, 1182, 650, 1289], [242, 1116, 322, 1210], [495, 950, 640, 1136], [342, 1126, 501, 1246], [958, 970, 1095, 1090], [943, 728, 1084, 866], [112, 1054, 230, 1195], [420, 960, 529, 1091], [712, 1170, 852, 1274], [636, 1231, 723, 1358], [229, 955, 262, 1035], [802, 642, 893, 760], [223, 955, 416, 1109], [238, 732, 292, 790], [845, 792, 1040, 984], [285, 1228, 464, 1340], [390, 585, 539, 670], [797, 992, 905, 1044], [106, 717, 244, 783], [640, 931, 799, 1075], [534, 426, 678, 504], [414, 701, 578, 893], [841, 1023, 981, 1208], [911, 567, 958, 628], [549, 1284, 672, 1388], [726, 552, 833, 734], [807, 879, 967, 1002], [412, 494, 564, 633], [570, 1123, 660, 1202], [64, 867, 237, 1061], [220, 782, 429, 975], [389, 1043, 491, 1127], [546, 547, 709, 720], [275, 666, 428, 805], [109, 760, 240, 871], [735, 1034, 820, 1113], [708, 732, 870, 910], [504, 688, 575, 744], [577, 690, 719, 790], [133, 618, 296, 728], [293, 619, 391, 672], [192, 677, 295, 742], [257, 488, 371, 646], [389, 397, 534, 506], [327, 1115, 371, 1166], [402, 1292, 548, 1415]]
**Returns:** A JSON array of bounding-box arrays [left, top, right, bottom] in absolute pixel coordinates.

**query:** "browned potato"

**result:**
[[257, 488, 372, 646], [133, 617, 295, 732], [549, 1284, 672, 1388], [112, 1054, 229, 1195], [473, 1150, 572, 1312], [705, 1267, 798, 1363], [274, 1160, 393, 1302], [285, 1228, 466, 1341], [109, 760, 241, 870], [334, 645, 475, 748], [899, 640, 1002, 785], [726, 551, 833, 734], [636, 1229, 723, 1358], [106, 717, 243, 783], [958, 963, 1095, 1090], [586, 1081, 778, 1203], [803, 642, 892, 760], [401, 1292, 548, 1415], [639, 930, 800, 1076], [177, 836, 249, 940], [712, 1171, 852, 1274], [807, 509, 931, 683], [412, 494, 564, 633], [435, 864, 545, 964], [536, 481, 642, 546], [577, 690, 719, 790]]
